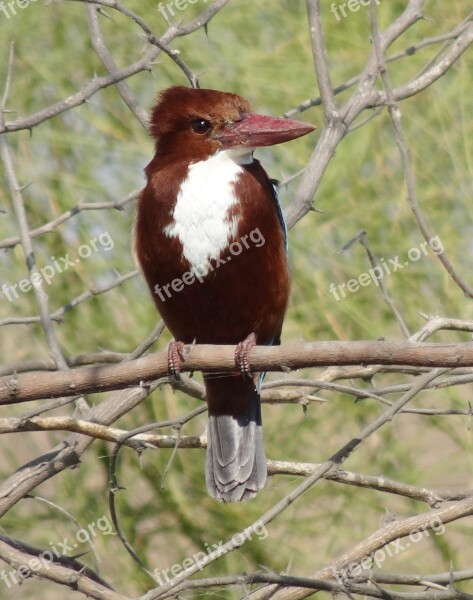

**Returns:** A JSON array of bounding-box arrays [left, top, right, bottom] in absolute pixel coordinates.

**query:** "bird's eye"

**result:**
[[191, 119, 212, 135]]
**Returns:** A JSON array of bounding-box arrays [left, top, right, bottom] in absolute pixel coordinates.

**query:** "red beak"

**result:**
[[217, 113, 316, 149]]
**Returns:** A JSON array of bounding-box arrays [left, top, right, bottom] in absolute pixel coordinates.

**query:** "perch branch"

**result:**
[[1, 340, 473, 404]]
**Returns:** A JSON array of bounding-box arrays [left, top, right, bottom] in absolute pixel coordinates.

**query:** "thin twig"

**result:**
[[142, 368, 447, 600]]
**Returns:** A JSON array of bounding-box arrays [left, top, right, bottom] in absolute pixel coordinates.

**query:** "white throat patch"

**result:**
[[164, 149, 252, 277]]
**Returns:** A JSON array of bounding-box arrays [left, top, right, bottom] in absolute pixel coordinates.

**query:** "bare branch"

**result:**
[[0, 131, 68, 370], [2, 341, 473, 404], [0, 534, 126, 600], [0, 383, 160, 518], [0, 46, 159, 133], [284, 18, 472, 119], [71, 0, 200, 87], [148, 570, 473, 600], [370, 15, 473, 297], [86, 5, 148, 127], [375, 21, 473, 106], [254, 489, 473, 600], [0, 187, 140, 251], [305, 0, 337, 119], [0, 270, 139, 328], [1, 0, 230, 133], [0, 407, 468, 505], [141, 368, 446, 599], [286, 0, 459, 229]]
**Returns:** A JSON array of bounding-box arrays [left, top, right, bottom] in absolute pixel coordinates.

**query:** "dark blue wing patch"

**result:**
[[269, 178, 288, 254]]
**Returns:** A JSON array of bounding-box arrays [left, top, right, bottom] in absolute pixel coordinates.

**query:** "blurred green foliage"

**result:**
[[0, 1, 472, 598]]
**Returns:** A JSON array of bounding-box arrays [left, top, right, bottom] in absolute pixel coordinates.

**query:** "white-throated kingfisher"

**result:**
[[135, 86, 315, 501]]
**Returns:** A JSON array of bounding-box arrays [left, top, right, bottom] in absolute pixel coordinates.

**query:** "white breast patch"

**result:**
[[164, 149, 251, 278]]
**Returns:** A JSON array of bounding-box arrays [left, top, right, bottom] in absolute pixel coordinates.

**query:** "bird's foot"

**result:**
[[168, 340, 185, 381], [235, 332, 257, 379]]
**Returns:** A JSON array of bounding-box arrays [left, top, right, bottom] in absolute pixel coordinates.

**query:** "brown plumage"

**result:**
[[135, 86, 314, 501]]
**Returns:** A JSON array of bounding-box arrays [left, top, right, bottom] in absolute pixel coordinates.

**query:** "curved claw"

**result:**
[[168, 340, 185, 380], [235, 332, 257, 379]]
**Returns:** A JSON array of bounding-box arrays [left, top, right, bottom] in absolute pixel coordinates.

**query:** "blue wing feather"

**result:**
[[269, 178, 288, 254], [257, 179, 288, 391]]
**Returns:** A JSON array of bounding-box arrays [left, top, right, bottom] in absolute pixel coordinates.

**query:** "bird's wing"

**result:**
[[269, 178, 288, 254]]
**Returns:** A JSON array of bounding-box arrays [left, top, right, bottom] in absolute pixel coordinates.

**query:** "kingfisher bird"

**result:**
[[135, 86, 315, 502]]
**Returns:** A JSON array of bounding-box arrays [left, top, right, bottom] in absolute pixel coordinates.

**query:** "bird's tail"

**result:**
[[204, 375, 266, 502]]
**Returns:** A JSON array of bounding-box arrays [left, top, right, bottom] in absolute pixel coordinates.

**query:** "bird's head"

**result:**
[[148, 86, 315, 164]]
